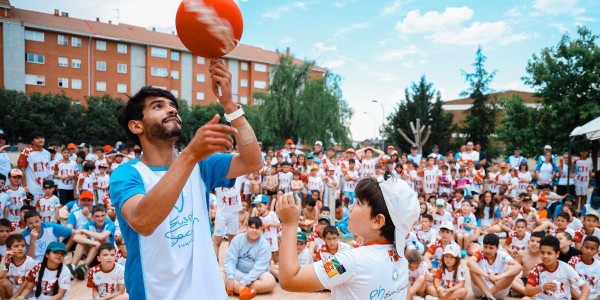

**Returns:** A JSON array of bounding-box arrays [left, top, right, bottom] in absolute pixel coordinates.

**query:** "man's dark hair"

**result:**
[[247, 216, 263, 228], [540, 235, 560, 252], [92, 205, 106, 215], [118, 86, 178, 145], [323, 226, 339, 237], [483, 233, 500, 247], [24, 210, 40, 222]]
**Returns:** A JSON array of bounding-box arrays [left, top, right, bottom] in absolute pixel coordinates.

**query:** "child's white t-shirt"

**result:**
[[568, 255, 600, 299], [259, 211, 280, 250], [278, 172, 293, 193], [5, 255, 36, 294], [527, 260, 586, 300], [36, 195, 60, 222], [343, 170, 359, 193], [313, 244, 409, 300], [472, 250, 513, 288], [434, 264, 465, 289], [25, 263, 71, 300], [505, 231, 531, 251], [87, 263, 125, 297], [408, 261, 428, 285], [298, 247, 314, 267]]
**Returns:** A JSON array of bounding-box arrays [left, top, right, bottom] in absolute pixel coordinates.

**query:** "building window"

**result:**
[[58, 77, 69, 88], [25, 74, 45, 86], [117, 83, 127, 93], [25, 53, 45, 64], [240, 62, 248, 71], [254, 98, 264, 105], [151, 47, 167, 58], [240, 79, 248, 88], [240, 96, 248, 105], [151, 67, 168, 77], [197, 57, 205, 64], [96, 81, 107, 92], [196, 92, 205, 101], [171, 70, 180, 79], [254, 63, 267, 72], [72, 59, 82, 69], [254, 80, 267, 89], [25, 30, 44, 42], [72, 79, 82, 90], [171, 90, 179, 98], [58, 57, 68, 67], [71, 37, 82, 47], [96, 40, 107, 51], [117, 43, 127, 54], [117, 63, 127, 74], [96, 61, 107, 71], [57, 35, 68, 45], [171, 51, 180, 61], [196, 73, 205, 82]]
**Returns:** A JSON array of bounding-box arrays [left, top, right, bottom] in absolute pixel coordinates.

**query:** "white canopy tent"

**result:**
[[570, 116, 600, 140]]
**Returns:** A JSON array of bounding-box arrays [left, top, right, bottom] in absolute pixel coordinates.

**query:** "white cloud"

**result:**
[[314, 42, 338, 53], [491, 80, 533, 93], [371, 72, 403, 82], [395, 7, 473, 34], [280, 36, 295, 44], [533, 0, 584, 15], [506, 6, 523, 18], [376, 44, 418, 61], [431, 21, 508, 45], [322, 59, 346, 69], [262, 2, 306, 19], [500, 33, 530, 45], [335, 22, 370, 35], [382, 1, 402, 16], [549, 23, 568, 33]]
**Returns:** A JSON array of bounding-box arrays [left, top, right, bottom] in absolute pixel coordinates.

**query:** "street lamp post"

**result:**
[[372, 100, 385, 150], [362, 112, 376, 144]]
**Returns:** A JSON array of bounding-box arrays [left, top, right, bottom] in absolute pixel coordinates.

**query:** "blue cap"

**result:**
[[251, 194, 270, 206], [47, 241, 67, 253]]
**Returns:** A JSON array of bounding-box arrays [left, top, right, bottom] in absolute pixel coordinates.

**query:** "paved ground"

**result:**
[[67, 239, 526, 299]]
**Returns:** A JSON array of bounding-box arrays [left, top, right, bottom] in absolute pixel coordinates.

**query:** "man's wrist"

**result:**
[[221, 101, 239, 114]]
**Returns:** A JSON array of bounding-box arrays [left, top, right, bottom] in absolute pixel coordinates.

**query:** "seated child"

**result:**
[[505, 219, 531, 258], [270, 231, 314, 281], [315, 226, 351, 261], [87, 243, 127, 299], [0, 235, 36, 299], [425, 244, 468, 299], [568, 236, 600, 300], [19, 242, 71, 299], [407, 249, 427, 299]]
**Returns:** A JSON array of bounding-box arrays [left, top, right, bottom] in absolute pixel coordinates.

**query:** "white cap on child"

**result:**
[[378, 175, 420, 257]]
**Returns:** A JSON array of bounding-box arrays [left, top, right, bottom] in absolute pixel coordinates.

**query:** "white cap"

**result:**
[[443, 244, 460, 257], [439, 221, 454, 231], [78, 142, 86, 148], [315, 141, 323, 146], [378, 175, 419, 257], [544, 145, 552, 150]]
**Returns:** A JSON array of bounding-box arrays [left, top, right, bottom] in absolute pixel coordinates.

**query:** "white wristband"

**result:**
[[224, 104, 245, 122]]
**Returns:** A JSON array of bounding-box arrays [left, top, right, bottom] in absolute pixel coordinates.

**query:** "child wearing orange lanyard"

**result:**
[[275, 174, 419, 300]]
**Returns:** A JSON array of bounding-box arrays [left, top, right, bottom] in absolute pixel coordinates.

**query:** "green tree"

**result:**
[[254, 55, 352, 147], [460, 46, 498, 152], [495, 95, 540, 158], [84, 95, 128, 145], [522, 26, 600, 154], [384, 75, 455, 154]]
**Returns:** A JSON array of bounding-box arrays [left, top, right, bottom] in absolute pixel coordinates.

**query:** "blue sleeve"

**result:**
[[505, 156, 510, 163], [67, 213, 77, 227], [21, 228, 31, 238], [199, 153, 235, 190], [106, 222, 116, 234], [109, 162, 146, 216], [82, 221, 93, 231], [224, 234, 241, 279], [49, 223, 72, 238], [535, 163, 542, 172], [494, 208, 501, 218], [240, 238, 272, 286], [65, 201, 75, 210]]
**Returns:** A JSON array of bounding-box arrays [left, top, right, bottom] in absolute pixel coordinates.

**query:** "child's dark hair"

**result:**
[[454, 188, 464, 195], [0, 174, 5, 182], [354, 177, 394, 242], [562, 205, 578, 218], [515, 219, 528, 228], [557, 231, 572, 241], [36, 249, 64, 297], [6, 235, 25, 248], [83, 162, 96, 172], [118, 86, 178, 145], [583, 235, 600, 247], [335, 200, 342, 209], [555, 212, 571, 222], [306, 199, 316, 207], [421, 214, 433, 222], [20, 204, 35, 212], [482, 233, 500, 247], [248, 216, 263, 228], [323, 226, 339, 237], [91, 205, 106, 215], [441, 251, 460, 283], [98, 243, 116, 255], [320, 206, 330, 214], [540, 235, 560, 252], [531, 231, 546, 239], [406, 249, 422, 264], [0, 218, 11, 228], [24, 210, 40, 222]]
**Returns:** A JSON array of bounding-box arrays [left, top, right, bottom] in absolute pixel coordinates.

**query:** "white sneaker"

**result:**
[[413, 296, 425, 300], [424, 296, 439, 300]]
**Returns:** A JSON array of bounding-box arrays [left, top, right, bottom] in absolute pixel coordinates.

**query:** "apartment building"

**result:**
[[0, 0, 324, 106]]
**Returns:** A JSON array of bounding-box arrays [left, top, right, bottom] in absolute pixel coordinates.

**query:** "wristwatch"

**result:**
[[224, 104, 245, 122]]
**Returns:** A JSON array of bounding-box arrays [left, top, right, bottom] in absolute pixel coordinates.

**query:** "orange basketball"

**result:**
[[175, 0, 244, 58]]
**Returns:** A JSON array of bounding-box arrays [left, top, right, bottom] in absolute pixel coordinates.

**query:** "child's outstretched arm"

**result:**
[[277, 194, 324, 292]]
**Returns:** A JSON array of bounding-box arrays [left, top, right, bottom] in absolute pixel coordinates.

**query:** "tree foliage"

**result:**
[[460, 47, 498, 152], [384, 75, 456, 154], [521, 26, 600, 154], [495, 95, 540, 158], [254, 55, 352, 147]]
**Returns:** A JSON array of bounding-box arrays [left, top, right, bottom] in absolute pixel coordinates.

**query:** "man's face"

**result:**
[[93, 211, 106, 225], [79, 197, 93, 208], [466, 142, 474, 151], [32, 136, 45, 148], [582, 241, 599, 260], [315, 144, 322, 152], [140, 97, 182, 141]]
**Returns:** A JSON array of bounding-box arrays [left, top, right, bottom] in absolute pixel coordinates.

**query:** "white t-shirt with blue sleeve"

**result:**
[[22, 222, 72, 261], [110, 154, 234, 300]]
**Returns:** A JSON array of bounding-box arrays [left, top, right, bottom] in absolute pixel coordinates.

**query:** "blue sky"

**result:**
[[13, 0, 600, 141]]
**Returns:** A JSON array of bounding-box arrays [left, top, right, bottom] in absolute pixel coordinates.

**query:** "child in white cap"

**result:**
[[275, 174, 420, 299], [425, 244, 468, 299]]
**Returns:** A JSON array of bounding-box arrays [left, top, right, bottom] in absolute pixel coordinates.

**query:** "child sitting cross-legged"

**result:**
[[87, 243, 128, 300]]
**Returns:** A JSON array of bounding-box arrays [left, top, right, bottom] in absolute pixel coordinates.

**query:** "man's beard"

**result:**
[[145, 120, 182, 141]]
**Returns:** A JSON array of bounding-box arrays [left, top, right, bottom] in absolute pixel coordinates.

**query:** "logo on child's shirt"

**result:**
[[388, 249, 400, 262], [324, 256, 346, 278]]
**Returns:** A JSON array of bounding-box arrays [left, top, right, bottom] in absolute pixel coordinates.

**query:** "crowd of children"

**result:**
[[1, 133, 599, 299]]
